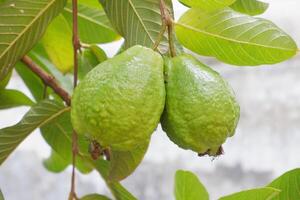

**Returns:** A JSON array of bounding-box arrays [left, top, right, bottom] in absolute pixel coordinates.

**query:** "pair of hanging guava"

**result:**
[[71, 45, 240, 157]]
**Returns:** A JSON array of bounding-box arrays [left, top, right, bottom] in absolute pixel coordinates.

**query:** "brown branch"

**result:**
[[21, 56, 71, 106], [69, 0, 80, 199]]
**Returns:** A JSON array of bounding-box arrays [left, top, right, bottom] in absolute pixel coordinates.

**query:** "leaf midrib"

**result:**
[[176, 22, 295, 52], [0, 0, 56, 59]]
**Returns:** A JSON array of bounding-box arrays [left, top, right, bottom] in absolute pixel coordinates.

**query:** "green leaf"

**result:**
[[43, 150, 69, 173], [41, 14, 73, 74], [0, 71, 12, 89], [78, 45, 107, 79], [0, 189, 4, 200], [80, 194, 111, 200], [108, 141, 149, 181], [0, 89, 34, 109], [62, 2, 119, 44], [15, 62, 45, 101], [230, 0, 269, 16], [268, 168, 300, 200], [175, 170, 209, 200], [0, 0, 66, 80], [179, 0, 236, 11], [0, 100, 70, 165], [41, 109, 93, 174], [99, 0, 173, 53], [175, 8, 298, 66], [219, 187, 280, 200], [93, 160, 138, 200]]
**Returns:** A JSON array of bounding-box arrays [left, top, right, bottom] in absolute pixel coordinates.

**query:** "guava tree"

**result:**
[[0, 0, 299, 199]]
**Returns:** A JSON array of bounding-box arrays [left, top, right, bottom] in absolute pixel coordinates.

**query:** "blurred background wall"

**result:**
[[0, 0, 300, 199]]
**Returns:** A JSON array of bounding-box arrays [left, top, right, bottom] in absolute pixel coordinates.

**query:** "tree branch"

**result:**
[[21, 56, 71, 106]]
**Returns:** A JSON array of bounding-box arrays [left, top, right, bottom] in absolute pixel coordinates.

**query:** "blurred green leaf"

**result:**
[[15, 62, 45, 101], [230, 0, 269, 16], [0, 0, 66, 80], [0, 89, 34, 109], [175, 8, 298, 66], [63, 3, 119, 44], [179, 0, 236, 11], [41, 109, 93, 174], [78, 45, 107, 79], [43, 150, 69, 173], [0, 189, 4, 200], [41, 15, 73, 74], [80, 194, 111, 200], [108, 141, 149, 181], [0, 100, 70, 165], [175, 170, 209, 200], [268, 168, 300, 200], [219, 187, 280, 200]]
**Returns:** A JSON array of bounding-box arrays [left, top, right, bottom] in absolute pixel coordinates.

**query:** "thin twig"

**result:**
[[21, 56, 71, 105], [69, 0, 80, 199]]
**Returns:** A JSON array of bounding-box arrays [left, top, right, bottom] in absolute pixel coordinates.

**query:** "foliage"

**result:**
[[0, 0, 299, 199]]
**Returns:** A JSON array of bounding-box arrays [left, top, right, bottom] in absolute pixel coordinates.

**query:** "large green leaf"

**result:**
[[179, 0, 236, 11], [41, 14, 73, 74], [108, 141, 149, 181], [62, 2, 119, 44], [219, 187, 280, 200], [41, 109, 93, 174], [0, 100, 70, 165], [230, 0, 269, 16], [268, 168, 300, 200], [99, 0, 174, 53], [43, 150, 69, 173], [0, 89, 34, 109], [80, 194, 111, 200], [175, 8, 298, 66], [175, 170, 209, 200], [0, 0, 66, 80]]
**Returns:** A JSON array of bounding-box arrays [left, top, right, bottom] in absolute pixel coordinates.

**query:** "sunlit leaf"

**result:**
[[0, 89, 34, 109], [268, 168, 300, 200], [179, 0, 236, 11], [41, 15, 73, 73], [175, 8, 298, 66], [108, 141, 149, 181], [0, 0, 66, 80], [219, 187, 280, 200], [175, 170, 209, 200], [0, 100, 70, 165], [230, 0, 269, 16]]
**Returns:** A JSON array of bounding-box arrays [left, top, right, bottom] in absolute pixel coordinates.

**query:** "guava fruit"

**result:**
[[71, 45, 165, 151], [161, 54, 240, 156]]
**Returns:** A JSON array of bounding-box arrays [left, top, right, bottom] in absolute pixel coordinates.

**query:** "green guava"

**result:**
[[161, 54, 240, 156], [71, 45, 165, 151]]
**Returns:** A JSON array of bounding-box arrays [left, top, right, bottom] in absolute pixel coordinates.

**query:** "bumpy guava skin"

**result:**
[[161, 54, 240, 156], [71, 45, 165, 151]]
